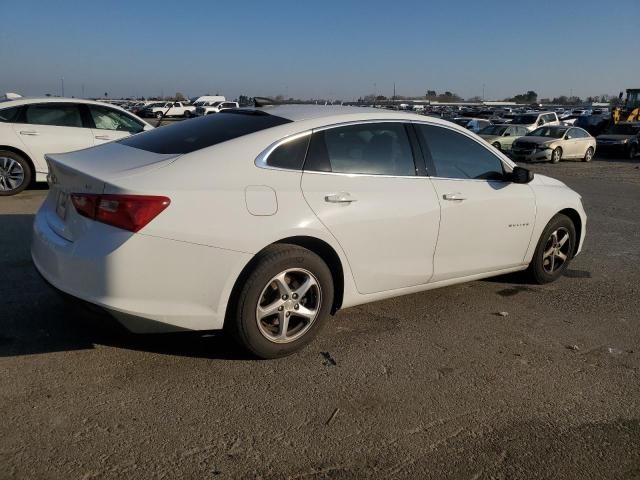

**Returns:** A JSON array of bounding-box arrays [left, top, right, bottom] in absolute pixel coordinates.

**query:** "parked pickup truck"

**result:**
[[193, 101, 239, 116], [142, 102, 196, 119]]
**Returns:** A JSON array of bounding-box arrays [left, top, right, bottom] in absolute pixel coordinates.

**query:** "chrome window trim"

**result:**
[[255, 130, 312, 171]]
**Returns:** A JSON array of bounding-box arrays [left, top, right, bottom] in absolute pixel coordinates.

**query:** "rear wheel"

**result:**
[[528, 214, 576, 284], [0, 150, 31, 196], [551, 147, 562, 163], [183, 110, 191, 118], [227, 245, 334, 359], [583, 147, 594, 162], [155, 111, 163, 119]]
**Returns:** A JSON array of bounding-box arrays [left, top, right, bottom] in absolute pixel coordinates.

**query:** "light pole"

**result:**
[[61, 78, 65, 97]]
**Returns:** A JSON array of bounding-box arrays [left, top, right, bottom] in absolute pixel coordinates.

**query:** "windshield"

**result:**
[[453, 118, 471, 127], [511, 114, 537, 125], [479, 125, 508, 136], [607, 123, 640, 135], [119, 110, 291, 154], [528, 126, 567, 138]]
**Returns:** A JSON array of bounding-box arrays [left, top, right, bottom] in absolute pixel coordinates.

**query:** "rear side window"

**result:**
[[120, 110, 291, 154], [266, 134, 310, 170], [24, 103, 83, 127], [417, 124, 505, 180], [305, 123, 415, 176], [0, 106, 21, 123]]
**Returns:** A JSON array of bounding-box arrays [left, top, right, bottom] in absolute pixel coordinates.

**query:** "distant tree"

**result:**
[[275, 95, 285, 102], [510, 90, 538, 103], [376, 95, 387, 101], [467, 96, 483, 102], [175, 92, 186, 101], [238, 95, 250, 106], [426, 90, 437, 98], [540, 98, 551, 104]]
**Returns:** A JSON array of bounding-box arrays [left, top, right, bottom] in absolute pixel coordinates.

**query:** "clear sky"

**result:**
[[1, 0, 638, 101]]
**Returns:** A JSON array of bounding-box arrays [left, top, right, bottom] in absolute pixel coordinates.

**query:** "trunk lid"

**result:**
[[44, 142, 179, 242]]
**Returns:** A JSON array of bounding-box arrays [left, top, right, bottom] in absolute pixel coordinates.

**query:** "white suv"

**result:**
[[194, 101, 239, 116], [511, 111, 560, 131], [0, 98, 152, 195]]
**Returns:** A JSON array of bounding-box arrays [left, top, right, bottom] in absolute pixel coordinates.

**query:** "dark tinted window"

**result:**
[[305, 123, 415, 176], [266, 134, 310, 170], [417, 124, 505, 180], [25, 103, 83, 127], [0, 106, 21, 122], [120, 110, 291, 154]]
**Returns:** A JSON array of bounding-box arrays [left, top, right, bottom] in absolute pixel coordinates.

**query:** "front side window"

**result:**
[[24, 103, 83, 127], [89, 105, 145, 133], [416, 124, 505, 181], [305, 123, 415, 176]]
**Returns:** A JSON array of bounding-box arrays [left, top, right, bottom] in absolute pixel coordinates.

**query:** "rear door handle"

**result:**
[[325, 193, 357, 203], [19, 130, 39, 136], [94, 135, 112, 140], [443, 193, 467, 201]]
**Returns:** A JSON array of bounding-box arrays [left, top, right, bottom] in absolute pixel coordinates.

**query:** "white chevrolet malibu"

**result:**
[[32, 106, 587, 358]]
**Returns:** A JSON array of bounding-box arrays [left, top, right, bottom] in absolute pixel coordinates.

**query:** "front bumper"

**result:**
[[31, 208, 252, 333], [511, 148, 553, 162]]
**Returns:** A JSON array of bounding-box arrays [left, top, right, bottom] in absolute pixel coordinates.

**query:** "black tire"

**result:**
[[183, 110, 191, 118], [527, 214, 576, 284], [629, 144, 638, 160], [583, 147, 594, 162], [551, 147, 562, 164], [0, 150, 32, 196], [155, 111, 163, 119], [492, 141, 502, 151], [227, 244, 334, 359]]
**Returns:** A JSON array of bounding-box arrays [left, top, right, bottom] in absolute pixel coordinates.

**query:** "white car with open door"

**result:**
[[31, 106, 586, 358], [0, 98, 152, 195]]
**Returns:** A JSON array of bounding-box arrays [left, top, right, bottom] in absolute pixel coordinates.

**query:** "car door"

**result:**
[[414, 122, 536, 282], [86, 104, 146, 144], [502, 126, 517, 150], [300, 121, 441, 294], [571, 127, 592, 157], [563, 128, 582, 158], [11, 103, 93, 171]]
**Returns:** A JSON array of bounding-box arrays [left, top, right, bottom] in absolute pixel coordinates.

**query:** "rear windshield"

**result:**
[[120, 110, 291, 154], [511, 114, 537, 125]]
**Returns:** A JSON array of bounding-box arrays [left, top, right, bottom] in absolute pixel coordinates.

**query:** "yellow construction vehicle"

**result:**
[[613, 89, 640, 123]]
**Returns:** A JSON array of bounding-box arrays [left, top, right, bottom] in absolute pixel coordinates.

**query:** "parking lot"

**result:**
[[1, 156, 639, 478]]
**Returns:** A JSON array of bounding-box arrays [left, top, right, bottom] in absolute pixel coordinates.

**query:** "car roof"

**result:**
[[254, 104, 433, 123], [0, 97, 136, 109]]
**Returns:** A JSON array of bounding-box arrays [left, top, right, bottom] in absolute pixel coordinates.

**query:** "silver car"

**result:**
[[511, 126, 596, 163]]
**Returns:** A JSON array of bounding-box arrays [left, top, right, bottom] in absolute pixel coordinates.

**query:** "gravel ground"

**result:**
[[1, 157, 639, 479]]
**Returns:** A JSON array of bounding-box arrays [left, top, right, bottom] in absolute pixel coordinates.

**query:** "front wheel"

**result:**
[[583, 147, 594, 162], [0, 150, 31, 196], [183, 110, 191, 118], [528, 214, 576, 284], [227, 245, 334, 359], [551, 147, 562, 164], [492, 141, 501, 151]]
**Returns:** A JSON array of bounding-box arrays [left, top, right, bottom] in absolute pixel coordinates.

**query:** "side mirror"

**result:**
[[510, 166, 534, 184], [504, 132, 511, 137], [538, 120, 544, 126]]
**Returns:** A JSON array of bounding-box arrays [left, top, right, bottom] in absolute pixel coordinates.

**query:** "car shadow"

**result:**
[[0, 213, 253, 360]]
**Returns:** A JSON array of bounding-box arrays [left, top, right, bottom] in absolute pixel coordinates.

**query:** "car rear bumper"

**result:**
[[31, 207, 252, 333]]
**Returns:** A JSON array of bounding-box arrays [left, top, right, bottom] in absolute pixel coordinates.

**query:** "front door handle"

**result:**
[[325, 193, 357, 203], [94, 135, 112, 141], [443, 193, 467, 201], [19, 130, 39, 136]]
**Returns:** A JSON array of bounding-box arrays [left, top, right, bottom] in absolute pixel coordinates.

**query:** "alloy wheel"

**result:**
[[542, 227, 571, 274], [0, 156, 25, 192], [256, 268, 322, 344]]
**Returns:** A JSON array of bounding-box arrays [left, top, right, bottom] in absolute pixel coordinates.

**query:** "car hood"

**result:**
[[596, 134, 634, 141], [529, 174, 568, 188], [479, 134, 500, 141], [515, 136, 558, 145]]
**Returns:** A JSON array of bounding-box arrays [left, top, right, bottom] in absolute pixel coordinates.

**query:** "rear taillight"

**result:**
[[70, 194, 170, 232]]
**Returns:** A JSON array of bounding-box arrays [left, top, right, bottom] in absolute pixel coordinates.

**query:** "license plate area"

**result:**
[[56, 191, 69, 220]]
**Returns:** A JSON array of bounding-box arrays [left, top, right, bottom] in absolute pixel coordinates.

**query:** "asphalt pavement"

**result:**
[[1, 157, 639, 479]]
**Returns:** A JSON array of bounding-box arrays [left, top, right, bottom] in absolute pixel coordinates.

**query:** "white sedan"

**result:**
[[0, 97, 152, 195], [32, 106, 586, 358]]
